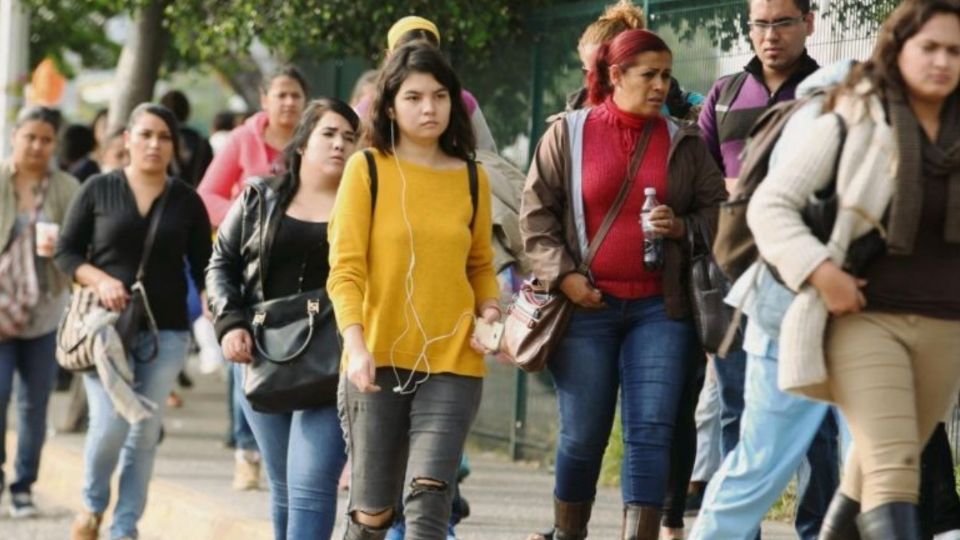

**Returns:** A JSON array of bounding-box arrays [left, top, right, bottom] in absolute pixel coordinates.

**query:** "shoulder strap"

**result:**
[[467, 160, 478, 231], [716, 72, 749, 128], [817, 112, 848, 198], [577, 121, 654, 273], [136, 179, 172, 282], [364, 150, 378, 215]]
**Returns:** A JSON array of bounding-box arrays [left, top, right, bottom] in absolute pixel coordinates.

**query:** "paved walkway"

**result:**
[[1, 359, 796, 539]]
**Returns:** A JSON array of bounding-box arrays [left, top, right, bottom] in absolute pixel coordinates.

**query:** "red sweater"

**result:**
[[582, 98, 670, 299]]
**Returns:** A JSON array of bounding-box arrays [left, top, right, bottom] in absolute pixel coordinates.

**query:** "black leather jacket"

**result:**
[[205, 174, 291, 341]]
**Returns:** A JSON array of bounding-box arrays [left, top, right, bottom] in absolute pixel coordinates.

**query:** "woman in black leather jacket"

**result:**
[[205, 98, 360, 540]]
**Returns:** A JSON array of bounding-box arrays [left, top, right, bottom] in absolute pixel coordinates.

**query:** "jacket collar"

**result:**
[[744, 50, 820, 95]]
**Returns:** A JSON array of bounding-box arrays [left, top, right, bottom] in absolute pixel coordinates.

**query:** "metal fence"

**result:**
[[471, 0, 901, 463]]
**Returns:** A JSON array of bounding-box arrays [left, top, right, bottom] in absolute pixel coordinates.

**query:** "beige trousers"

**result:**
[[826, 312, 960, 511]]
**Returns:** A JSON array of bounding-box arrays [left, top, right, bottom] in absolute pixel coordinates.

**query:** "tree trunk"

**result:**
[[107, 0, 169, 134], [214, 56, 263, 112]]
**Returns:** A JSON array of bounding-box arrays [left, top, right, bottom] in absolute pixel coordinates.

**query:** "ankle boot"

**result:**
[[621, 505, 661, 540], [856, 503, 920, 540], [819, 492, 861, 540], [553, 497, 594, 540]]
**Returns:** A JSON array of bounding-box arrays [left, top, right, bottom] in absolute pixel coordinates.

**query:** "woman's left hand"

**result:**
[[644, 205, 685, 239], [470, 303, 502, 354]]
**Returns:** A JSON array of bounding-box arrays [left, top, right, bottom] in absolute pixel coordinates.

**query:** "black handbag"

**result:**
[[688, 217, 742, 354], [243, 288, 341, 413], [114, 180, 171, 363]]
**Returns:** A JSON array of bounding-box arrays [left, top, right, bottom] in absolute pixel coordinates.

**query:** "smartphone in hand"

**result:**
[[473, 318, 505, 352]]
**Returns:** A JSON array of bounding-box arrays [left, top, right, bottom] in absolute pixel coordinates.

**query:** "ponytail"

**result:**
[[587, 42, 615, 105]]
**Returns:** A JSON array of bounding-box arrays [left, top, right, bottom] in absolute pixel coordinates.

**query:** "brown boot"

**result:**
[[621, 505, 661, 540], [70, 511, 102, 540], [527, 498, 594, 540]]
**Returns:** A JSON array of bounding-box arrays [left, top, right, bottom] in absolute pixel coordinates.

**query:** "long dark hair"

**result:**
[[829, 0, 960, 107], [278, 98, 360, 201], [368, 41, 475, 161], [127, 102, 182, 176]]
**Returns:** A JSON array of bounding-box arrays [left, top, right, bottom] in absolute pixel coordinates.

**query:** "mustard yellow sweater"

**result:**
[[327, 150, 500, 378]]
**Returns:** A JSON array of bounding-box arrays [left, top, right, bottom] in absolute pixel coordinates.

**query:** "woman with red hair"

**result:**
[[520, 29, 726, 539]]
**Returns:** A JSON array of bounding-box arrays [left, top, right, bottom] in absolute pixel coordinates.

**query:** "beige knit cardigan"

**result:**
[[747, 82, 899, 401]]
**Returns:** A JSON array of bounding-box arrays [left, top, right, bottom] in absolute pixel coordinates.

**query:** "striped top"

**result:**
[[698, 53, 820, 178]]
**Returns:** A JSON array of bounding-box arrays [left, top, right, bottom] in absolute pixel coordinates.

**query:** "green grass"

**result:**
[[598, 412, 798, 522]]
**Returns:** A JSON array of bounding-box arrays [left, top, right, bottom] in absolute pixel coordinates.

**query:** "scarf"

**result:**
[[886, 92, 960, 254]]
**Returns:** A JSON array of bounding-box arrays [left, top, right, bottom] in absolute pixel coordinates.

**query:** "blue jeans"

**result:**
[[713, 344, 747, 457], [0, 331, 59, 494], [689, 339, 839, 540], [549, 295, 697, 506], [237, 367, 346, 540], [82, 331, 189, 540], [229, 364, 258, 451], [691, 359, 722, 482]]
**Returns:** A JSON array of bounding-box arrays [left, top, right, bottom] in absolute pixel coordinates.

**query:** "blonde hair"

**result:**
[[579, 0, 647, 47]]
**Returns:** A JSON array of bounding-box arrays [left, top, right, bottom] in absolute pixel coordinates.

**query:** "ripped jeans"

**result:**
[[338, 368, 482, 540]]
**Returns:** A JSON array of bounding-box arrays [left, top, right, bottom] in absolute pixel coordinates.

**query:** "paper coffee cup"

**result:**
[[35, 222, 59, 257]]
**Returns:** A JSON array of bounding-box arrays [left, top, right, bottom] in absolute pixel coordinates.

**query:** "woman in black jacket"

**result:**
[[205, 98, 360, 540]]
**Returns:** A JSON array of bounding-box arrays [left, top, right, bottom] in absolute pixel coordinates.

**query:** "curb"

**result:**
[[13, 433, 272, 540]]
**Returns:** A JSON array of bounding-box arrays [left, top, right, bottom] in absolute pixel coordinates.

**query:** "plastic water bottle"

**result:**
[[641, 187, 664, 271]]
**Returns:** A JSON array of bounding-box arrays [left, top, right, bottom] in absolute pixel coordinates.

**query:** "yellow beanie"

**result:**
[[387, 16, 440, 52]]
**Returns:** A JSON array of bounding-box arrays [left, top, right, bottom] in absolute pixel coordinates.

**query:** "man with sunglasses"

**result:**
[[691, 1, 841, 539]]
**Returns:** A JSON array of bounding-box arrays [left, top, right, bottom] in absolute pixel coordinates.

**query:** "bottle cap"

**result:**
[[644, 187, 657, 196]]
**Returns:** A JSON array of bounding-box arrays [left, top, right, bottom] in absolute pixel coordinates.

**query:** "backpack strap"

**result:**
[[467, 160, 478, 231], [715, 72, 749, 129], [363, 149, 378, 215], [365, 148, 478, 232]]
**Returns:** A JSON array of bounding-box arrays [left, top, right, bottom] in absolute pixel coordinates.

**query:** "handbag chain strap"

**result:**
[[576, 121, 655, 274]]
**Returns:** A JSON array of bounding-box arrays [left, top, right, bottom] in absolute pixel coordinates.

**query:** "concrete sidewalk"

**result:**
[[3, 361, 796, 539]]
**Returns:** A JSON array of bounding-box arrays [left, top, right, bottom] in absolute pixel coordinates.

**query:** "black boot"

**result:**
[[856, 503, 920, 540], [554, 498, 593, 540], [819, 492, 861, 539], [621, 505, 661, 540]]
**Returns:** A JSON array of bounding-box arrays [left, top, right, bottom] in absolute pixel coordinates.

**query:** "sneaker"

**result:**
[[9, 491, 38, 518], [70, 510, 103, 540], [385, 521, 405, 540], [232, 455, 261, 491]]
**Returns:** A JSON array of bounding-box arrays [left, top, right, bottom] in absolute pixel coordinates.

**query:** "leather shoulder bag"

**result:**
[[503, 122, 654, 372], [688, 216, 742, 354], [242, 199, 341, 413]]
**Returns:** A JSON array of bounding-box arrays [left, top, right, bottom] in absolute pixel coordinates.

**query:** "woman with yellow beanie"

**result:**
[[355, 15, 498, 153]]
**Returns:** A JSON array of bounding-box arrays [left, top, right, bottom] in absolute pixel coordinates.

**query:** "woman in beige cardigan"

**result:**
[[747, 1, 960, 538]]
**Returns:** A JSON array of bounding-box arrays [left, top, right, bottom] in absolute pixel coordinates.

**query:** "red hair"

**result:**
[[587, 29, 671, 106]]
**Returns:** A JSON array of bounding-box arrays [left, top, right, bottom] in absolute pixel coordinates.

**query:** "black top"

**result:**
[[55, 170, 213, 330], [263, 214, 329, 299], [864, 132, 960, 320]]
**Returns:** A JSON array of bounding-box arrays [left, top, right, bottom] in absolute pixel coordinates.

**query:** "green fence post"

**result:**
[[526, 32, 546, 169], [510, 370, 529, 461]]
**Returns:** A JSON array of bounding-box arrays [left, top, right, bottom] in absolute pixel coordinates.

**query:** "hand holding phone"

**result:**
[[472, 317, 504, 353]]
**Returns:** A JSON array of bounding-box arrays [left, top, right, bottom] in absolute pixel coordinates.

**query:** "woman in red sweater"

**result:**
[[520, 29, 725, 539]]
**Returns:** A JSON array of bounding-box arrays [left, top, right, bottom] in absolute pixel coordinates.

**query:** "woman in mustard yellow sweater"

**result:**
[[328, 42, 500, 539]]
